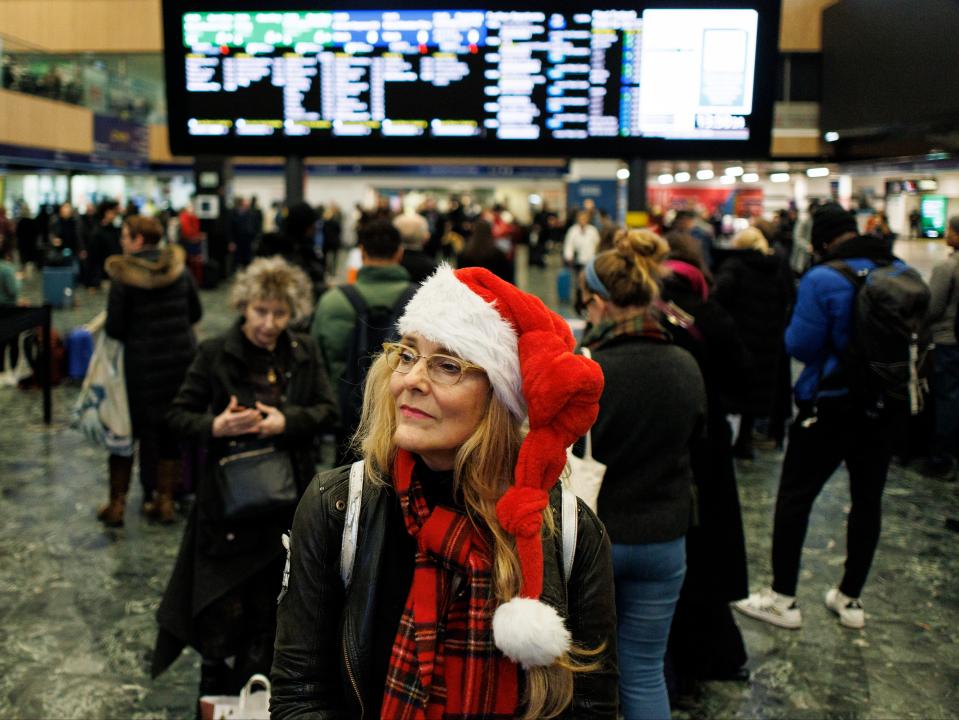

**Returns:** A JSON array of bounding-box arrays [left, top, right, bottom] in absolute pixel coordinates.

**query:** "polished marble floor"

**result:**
[[0, 239, 957, 719]]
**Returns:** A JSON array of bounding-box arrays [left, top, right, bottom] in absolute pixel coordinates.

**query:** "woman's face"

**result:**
[[389, 333, 491, 471], [580, 280, 607, 326], [120, 224, 141, 255], [242, 297, 291, 351]]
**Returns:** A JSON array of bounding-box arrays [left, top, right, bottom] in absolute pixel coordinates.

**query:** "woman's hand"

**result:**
[[256, 401, 287, 438], [211, 395, 262, 438]]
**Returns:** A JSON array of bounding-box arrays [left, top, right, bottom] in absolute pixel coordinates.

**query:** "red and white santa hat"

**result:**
[[397, 264, 604, 668]]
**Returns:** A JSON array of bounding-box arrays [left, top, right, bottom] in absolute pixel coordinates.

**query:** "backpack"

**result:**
[[337, 283, 418, 438], [338, 460, 579, 589], [277, 461, 580, 605], [826, 259, 932, 414]]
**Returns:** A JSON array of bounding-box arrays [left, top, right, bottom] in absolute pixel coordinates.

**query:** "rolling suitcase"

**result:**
[[556, 267, 573, 304]]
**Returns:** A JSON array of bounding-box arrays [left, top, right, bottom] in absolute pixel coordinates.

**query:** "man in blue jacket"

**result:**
[[735, 203, 902, 630]]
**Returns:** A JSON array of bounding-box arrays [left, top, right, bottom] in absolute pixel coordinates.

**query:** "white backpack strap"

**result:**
[[561, 485, 578, 585], [579, 347, 594, 462], [340, 460, 365, 588]]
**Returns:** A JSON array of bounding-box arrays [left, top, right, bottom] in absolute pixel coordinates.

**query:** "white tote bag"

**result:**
[[199, 674, 272, 720], [69, 331, 134, 456], [564, 347, 607, 512]]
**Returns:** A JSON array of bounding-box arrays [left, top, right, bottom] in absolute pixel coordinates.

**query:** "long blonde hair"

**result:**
[[354, 354, 600, 718]]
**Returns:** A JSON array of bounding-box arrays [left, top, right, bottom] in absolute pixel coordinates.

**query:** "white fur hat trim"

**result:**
[[492, 597, 572, 669], [397, 264, 526, 419]]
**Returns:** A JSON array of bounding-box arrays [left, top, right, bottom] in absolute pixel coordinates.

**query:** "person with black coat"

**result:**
[[152, 256, 338, 704], [579, 229, 705, 720], [48, 201, 85, 259], [14, 201, 39, 270], [87, 200, 122, 289], [257, 202, 325, 296], [713, 226, 795, 457], [394, 212, 438, 283], [99, 216, 202, 527], [659, 231, 752, 698], [321, 203, 343, 276], [457, 218, 514, 282]]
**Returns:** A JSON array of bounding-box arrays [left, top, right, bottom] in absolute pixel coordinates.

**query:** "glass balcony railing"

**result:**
[[0, 32, 166, 125]]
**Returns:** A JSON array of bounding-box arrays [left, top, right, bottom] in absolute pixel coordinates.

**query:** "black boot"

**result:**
[[97, 455, 133, 527]]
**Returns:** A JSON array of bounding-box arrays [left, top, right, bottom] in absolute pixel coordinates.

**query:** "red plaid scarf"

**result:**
[[381, 450, 520, 719]]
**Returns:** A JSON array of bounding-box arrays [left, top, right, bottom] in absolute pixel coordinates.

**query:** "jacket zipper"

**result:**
[[343, 634, 365, 719]]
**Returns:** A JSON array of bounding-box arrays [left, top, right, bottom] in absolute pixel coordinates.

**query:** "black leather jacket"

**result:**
[[271, 465, 619, 719]]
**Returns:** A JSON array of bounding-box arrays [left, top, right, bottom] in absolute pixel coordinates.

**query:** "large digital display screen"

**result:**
[[162, 1, 778, 157]]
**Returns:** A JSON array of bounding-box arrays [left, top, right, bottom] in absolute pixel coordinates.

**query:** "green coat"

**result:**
[[310, 264, 412, 385]]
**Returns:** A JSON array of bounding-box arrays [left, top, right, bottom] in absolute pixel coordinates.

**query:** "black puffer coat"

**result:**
[[105, 244, 201, 433], [712, 249, 794, 415]]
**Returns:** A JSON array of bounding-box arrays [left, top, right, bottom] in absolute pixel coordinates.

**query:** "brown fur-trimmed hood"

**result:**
[[105, 244, 187, 290]]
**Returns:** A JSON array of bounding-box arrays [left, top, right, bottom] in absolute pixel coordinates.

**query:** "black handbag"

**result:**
[[216, 439, 297, 520]]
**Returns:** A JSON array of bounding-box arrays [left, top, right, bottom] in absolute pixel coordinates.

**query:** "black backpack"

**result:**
[[825, 259, 932, 414], [337, 283, 418, 440]]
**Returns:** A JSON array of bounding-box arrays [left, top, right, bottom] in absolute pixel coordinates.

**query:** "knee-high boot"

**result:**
[[98, 455, 133, 527], [149, 458, 180, 524]]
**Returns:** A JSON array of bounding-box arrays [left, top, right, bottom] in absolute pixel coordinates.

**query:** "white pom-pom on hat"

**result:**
[[492, 596, 572, 669]]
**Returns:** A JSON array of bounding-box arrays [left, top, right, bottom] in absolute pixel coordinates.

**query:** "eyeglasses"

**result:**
[[576, 293, 598, 319], [382, 343, 486, 386]]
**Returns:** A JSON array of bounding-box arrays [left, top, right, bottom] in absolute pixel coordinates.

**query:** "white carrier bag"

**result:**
[[563, 347, 607, 512]]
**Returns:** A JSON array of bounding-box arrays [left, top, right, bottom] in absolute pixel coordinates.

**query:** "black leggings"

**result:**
[[771, 399, 897, 598]]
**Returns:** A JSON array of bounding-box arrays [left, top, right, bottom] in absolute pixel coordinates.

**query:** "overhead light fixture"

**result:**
[[696, 169, 714, 180], [770, 172, 791, 183], [824, 131, 840, 142], [725, 166, 744, 177], [616, 167, 630, 180], [674, 171, 691, 183], [658, 173, 674, 185], [719, 175, 736, 185], [806, 167, 830, 178], [742, 173, 759, 183]]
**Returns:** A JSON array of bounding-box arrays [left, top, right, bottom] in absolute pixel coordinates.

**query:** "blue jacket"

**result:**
[[786, 235, 900, 402]]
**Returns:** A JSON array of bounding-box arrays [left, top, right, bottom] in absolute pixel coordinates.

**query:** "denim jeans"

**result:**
[[932, 344, 959, 464], [613, 538, 686, 720]]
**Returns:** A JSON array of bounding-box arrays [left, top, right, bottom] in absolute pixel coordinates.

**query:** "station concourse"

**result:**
[[2, 0, 959, 718]]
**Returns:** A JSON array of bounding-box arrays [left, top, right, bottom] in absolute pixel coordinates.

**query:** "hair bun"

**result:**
[[624, 229, 669, 261]]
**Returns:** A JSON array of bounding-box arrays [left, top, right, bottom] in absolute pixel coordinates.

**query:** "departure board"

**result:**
[[162, 2, 778, 157]]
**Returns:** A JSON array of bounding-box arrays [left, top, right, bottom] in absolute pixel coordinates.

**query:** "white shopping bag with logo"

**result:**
[[69, 331, 133, 456]]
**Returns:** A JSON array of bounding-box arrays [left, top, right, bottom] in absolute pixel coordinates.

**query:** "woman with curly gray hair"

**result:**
[[151, 256, 338, 707]]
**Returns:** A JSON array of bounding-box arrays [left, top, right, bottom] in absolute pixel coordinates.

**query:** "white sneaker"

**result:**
[[733, 587, 803, 629], [825, 588, 865, 629]]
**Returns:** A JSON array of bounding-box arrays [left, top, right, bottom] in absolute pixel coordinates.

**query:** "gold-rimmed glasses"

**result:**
[[382, 342, 486, 386]]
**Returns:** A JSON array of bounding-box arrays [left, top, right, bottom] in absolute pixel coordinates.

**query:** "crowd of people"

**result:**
[[2, 56, 155, 122], [1, 188, 958, 719]]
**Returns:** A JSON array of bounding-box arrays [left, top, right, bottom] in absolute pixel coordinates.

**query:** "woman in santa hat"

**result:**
[[271, 264, 618, 718]]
